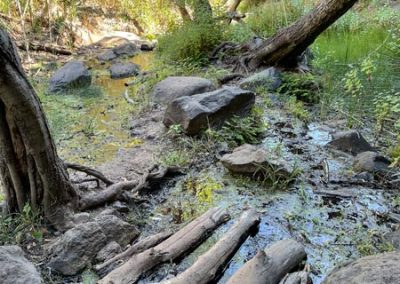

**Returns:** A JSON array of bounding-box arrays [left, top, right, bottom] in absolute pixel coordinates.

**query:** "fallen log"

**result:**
[[226, 239, 306, 284], [279, 271, 310, 284], [98, 207, 230, 284], [17, 42, 73, 55], [95, 230, 173, 273], [162, 208, 260, 284]]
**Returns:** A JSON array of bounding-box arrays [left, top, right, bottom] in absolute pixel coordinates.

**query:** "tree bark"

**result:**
[[99, 207, 230, 284], [226, 0, 243, 24], [239, 0, 358, 70], [226, 239, 306, 284], [162, 209, 260, 284], [0, 29, 77, 230]]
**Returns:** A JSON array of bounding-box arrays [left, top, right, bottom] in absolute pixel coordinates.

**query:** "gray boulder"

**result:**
[[0, 246, 41, 284], [153, 76, 215, 104], [327, 130, 374, 155], [97, 50, 117, 62], [95, 214, 139, 246], [48, 61, 91, 93], [112, 43, 138, 57], [96, 241, 121, 262], [220, 144, 293, 178], [353, 151, 391, 173], [323, 252, 400, 284], [47, 222, 107, 275], [164, 86, 255, 135], [109, 62, 140, 79], [239, 67, 282, 92]]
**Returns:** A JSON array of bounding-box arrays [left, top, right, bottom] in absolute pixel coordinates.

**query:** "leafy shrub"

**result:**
[[278, 73, 321, 104]]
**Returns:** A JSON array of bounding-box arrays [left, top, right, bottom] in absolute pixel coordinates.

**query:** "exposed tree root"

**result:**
[[98, 207, 230, 284], [279, 270, 310, 284], [162, 208, 260, 284], [65, 162, 114, 186], [226, 239, 306, 284], [95, 231, 173, 274]]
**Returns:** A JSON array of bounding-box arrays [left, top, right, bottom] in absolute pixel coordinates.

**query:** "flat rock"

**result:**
[[384, 230, 400, 250], [47, 222, 107, 275], [323, 252, 400, 284], [95, 214, 139, 246], [97, 50, 117, 61], [96, 241, 122, 262], [153, 76, 215, 104], [109, 62, 140, 79], [353, 151, 391, 173], [0, 246, 41, 284], [239, 67, 282, 92], [163, 86, 255, 135], [112, 43, 138, 57], [327, 130, 374, 155], [48, 61, 91, 93], [220, 144, 292, 178]]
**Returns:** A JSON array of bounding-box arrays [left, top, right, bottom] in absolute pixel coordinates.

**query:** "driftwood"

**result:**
[[95, 231, 173, 274], [65, 162, 114, 186], [17, 42, 73, 55], [279, 271, 310, 284], [227, 239, 306, 284], [99, 207, 230, 284], [162, 209, 260, 284]]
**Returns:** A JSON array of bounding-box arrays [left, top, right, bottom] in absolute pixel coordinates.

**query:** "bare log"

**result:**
[[65, 162, 114, 186], [95, 231, 173, 272], [99, 207, 230, 284], [17, 42, 73, 55], [162, 209, 260, 284], [279, 271, 310, 284], [226, 239, 306, 284]]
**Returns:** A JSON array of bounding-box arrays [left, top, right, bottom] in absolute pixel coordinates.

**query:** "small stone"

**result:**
[[72, 212, 91, 224], [109, 62, 140, 79], [112, 201, 130, 213], [95, 214, 139, 246], [353, 151, 391, 173], [239, 67, 282, 92], [327, 130, 374, 155], [112, 43, 138, 57], [97, 50, 117, 61]]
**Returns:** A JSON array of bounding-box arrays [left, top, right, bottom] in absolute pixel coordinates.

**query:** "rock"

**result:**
[[220, 144, 292, 178], [0, 246, 41, 284], [109, 62, 140, 79], [48, 222, 107, 275], [239, 67, 282, 92], [384, 230, 400, 250], [152, 76, 215, 104], [72, 212, 91, 224], [140, 42, 155, 51], [95, 214, 139, 246], [112, 201, 130, 213], [163, 86, 255, 135], [48, 61, 91, 93], [112, 43, 138, 57], [327, 130, 374, 155], [353, 151, 391, 173], [97, 50, 117, 61], [323, 252, 400, 284], [96, 241, 122, 262]]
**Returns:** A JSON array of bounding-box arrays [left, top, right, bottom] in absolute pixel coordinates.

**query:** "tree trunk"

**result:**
[[174, 0, 192, 21], [226, 239, 306, 284], [226, 0, 243, 24], [239, 0, 358, 70], [0, 29, 77, 230]]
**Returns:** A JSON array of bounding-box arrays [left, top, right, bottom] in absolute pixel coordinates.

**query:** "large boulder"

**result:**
[[163, 86, 255, 135], [323, 252, 400, 284], [153, 76, 215, 104], [109, 62, 140, 79], [327, 130, 374, 155], [97, 50, 117, 62], [239, 67, 282, 92], [220, 144, 293, 178], [353, 151, 391, 173], [0, 246, 41, 284], [94, 214, 139, 246], [47, 222, 107, 275], [112, 42, 138, 57], [48, 61, 91, 93]]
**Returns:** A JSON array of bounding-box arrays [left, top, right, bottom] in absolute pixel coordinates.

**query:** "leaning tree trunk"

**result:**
[[240, 0, 358, 70], [0, 29, 77, 230]]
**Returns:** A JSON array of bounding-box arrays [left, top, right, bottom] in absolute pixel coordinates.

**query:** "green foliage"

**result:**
[[159, 149, 191, 167], [157, 13, 224, 63], [373, 92, 400, 135], [284, 96, 311, 122], [278, 73, 321, 104], [206, 111, 268, 147]]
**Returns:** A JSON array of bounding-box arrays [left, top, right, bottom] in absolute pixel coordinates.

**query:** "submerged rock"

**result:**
[[48, 61, 91, 93], [97, 50, 117, 62], [323, 252, 400, 284], [109, 62, 140, 79], [0, 246, 41, 284], [239, 67, 282, 92], [163, 86, 255, 135], [220, 144, 293, 179], [327, 130, 374, 155], [112, 42, 138, 57], [353, 151, 391, 173], [48, 222, 107, 275], [153, 76, 215, 104]]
